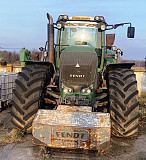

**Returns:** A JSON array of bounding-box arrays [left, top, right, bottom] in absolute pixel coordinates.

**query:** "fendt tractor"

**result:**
[[11, 13, 140, 152]]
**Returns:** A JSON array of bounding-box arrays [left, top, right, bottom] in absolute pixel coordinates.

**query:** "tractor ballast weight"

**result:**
[[11, 13, 140, 152], [32, 106, 111, 150]]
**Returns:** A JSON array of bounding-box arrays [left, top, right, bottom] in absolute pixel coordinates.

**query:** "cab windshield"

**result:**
[[60, 22, 101, 49]]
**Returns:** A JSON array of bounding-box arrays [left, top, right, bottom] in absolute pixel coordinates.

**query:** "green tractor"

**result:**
[[11, 13, 139, 151]]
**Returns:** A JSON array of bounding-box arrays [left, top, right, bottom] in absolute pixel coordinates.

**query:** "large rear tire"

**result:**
[[108, 68, 140, 137], [11, 64, 52, 133]]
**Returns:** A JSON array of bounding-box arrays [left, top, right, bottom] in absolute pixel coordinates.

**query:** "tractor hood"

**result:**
[[59, 46, 98, 91]]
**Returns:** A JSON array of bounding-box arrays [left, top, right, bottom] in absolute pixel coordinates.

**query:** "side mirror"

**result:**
[[127, 27, 135, 38]]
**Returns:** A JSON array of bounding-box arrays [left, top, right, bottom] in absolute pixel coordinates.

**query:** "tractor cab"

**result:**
[[55, 15, 106, 70]]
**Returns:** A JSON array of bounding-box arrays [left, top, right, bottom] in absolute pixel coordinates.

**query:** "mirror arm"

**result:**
[[106, 22, 132, 30], [105, 25, 113, 30]]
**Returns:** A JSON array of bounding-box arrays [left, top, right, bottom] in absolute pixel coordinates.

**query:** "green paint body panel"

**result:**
[[59, 45, 98, 100], [63, 45, 96, 53], [106, 49, 115, 65], [56, 30, 61, 69], [20, 48, 32, 67], [98, 31, 105, 73]]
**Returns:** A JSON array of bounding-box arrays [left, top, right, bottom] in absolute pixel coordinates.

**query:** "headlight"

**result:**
[[81, 88, 91, 94], [62, 83, 73, 94], [81, 89, 86, 93], [87, 89, 91, 94], [63, 15, 68, 20], [44, 52, 48, 57], [94, 16, 105, 22], [116, 48, 121, 53], [58, 15, 69, 21], [100, 16, 104, 21], [94, 16, 100, 21], [81, 84, 93, 94], [63, 88, 73, 94], [101, 25, 106, 30], [57, 23, 62, 29]]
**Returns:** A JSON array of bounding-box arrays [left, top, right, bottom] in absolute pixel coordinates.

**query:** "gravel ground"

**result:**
[[0, 108, 146, 160]]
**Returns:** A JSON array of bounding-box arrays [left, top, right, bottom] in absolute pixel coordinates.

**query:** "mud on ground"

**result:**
[[0, 107, 146, 160]]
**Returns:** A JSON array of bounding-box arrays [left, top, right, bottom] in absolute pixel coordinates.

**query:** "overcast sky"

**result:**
[[0, 0, 146, 60]]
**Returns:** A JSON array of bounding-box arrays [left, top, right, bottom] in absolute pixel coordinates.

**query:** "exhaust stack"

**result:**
[[47, 13, 54, 64]]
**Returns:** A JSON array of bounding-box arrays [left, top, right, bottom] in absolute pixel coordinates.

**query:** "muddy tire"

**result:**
[[11, 64, 52, 133], [108, 68, 140, 137]]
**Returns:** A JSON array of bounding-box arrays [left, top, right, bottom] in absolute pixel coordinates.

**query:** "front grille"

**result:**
[[60, 51, 97, 90]]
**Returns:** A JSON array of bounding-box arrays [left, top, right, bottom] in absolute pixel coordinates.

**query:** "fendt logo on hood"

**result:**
[[70, 74, 85, 78], [75, 62, 80, 68]]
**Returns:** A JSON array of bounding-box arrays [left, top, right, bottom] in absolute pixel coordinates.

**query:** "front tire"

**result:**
[[11, 64, 52, 133], [108, 68, 140, 137]]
